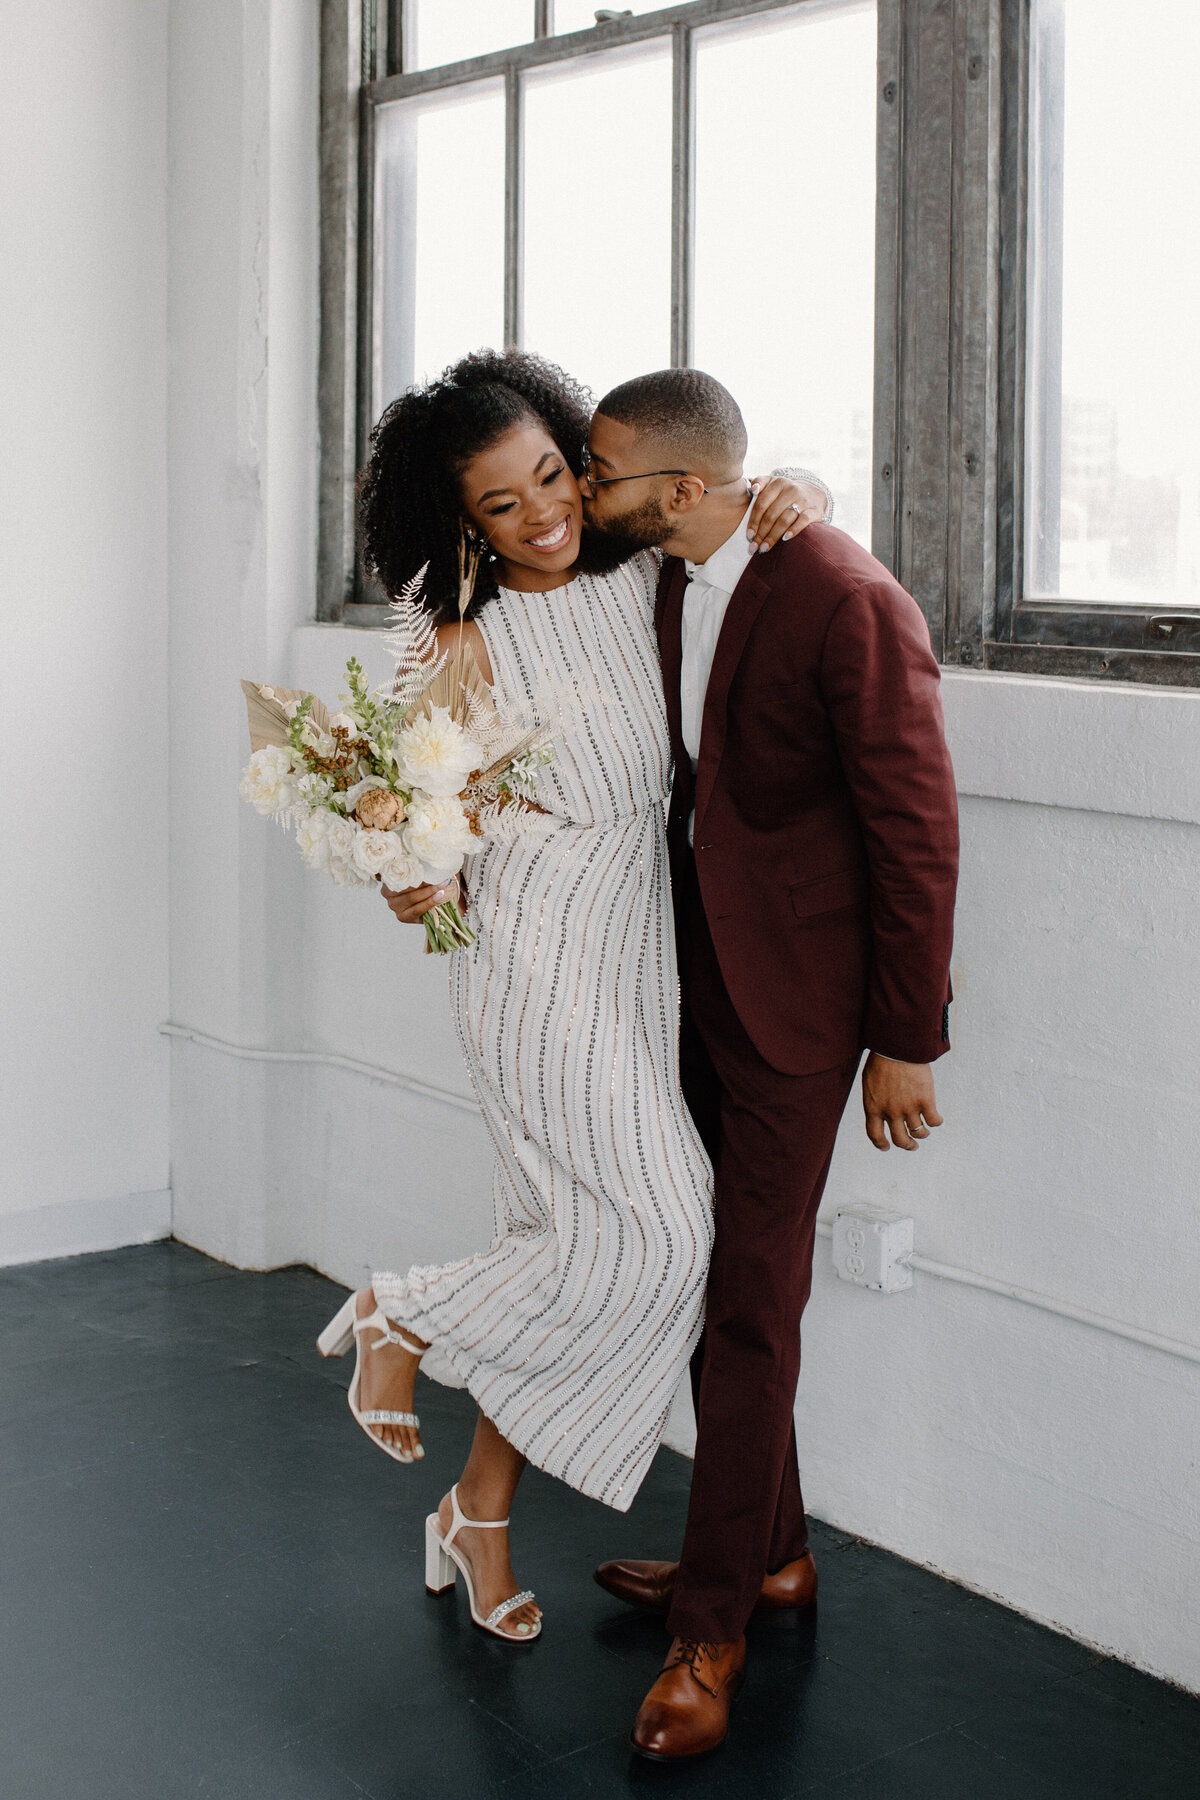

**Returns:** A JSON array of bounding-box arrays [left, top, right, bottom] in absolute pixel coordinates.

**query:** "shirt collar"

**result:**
[[683, 501, 757, 598]]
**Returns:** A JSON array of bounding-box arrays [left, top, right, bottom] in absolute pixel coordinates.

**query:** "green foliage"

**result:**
[[287, 694, 315, 753]]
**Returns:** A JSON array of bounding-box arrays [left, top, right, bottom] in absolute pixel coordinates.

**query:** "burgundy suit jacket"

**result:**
[[657, 523, 959, 1076]]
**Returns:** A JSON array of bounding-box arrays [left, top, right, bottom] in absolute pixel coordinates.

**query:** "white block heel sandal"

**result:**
[[316, 1290, 425, 1465], [425, 1484, 541, 1641]]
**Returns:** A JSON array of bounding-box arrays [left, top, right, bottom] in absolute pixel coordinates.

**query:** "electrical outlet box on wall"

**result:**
[[832, 1207, 914, 1293]]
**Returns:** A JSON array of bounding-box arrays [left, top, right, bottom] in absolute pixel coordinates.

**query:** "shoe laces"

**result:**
[[668, 1639, 722, 1693]]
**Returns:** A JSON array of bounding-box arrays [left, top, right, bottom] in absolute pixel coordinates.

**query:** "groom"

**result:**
[[582, 369, 959, 1762]]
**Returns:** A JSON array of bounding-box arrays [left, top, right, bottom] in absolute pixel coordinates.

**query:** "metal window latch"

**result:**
[[1148, 615, 1200, 643]]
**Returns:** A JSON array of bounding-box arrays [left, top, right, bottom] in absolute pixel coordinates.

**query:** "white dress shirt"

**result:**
[[680, 502, 758, 772], [680, 504, 758, 843]]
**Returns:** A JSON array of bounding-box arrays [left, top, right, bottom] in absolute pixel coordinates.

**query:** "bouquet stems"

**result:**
[[424, 898, 475, 955]]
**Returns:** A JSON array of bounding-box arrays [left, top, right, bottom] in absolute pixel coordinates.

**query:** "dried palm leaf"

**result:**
[[405, 642, 496, 729], [241, 681, 331, 752]]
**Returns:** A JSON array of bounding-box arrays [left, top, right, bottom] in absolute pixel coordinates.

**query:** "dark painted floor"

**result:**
[[2, 1244, 1198, 1799]]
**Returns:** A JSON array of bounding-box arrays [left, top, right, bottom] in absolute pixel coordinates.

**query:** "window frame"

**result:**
[[316, 0, 1200, 685], [987, 0, 1200, 685]]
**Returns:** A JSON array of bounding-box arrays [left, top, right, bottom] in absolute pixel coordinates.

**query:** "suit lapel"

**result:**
[[656, 555, 693, 831], [692, 561, 772, 835]]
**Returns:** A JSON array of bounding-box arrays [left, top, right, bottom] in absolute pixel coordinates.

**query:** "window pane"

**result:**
[[693, 4, 877, 546], [554, 1, 664, 31], [523, 45, 671, 402], [410, 1, 532, 71], [1027, 0, 1200, 606], [375, 83, 506, 409]]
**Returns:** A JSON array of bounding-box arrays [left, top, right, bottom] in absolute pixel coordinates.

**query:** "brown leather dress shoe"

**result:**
[[595, 1550, 817, 1616], [630, 1636, 747, 1761]]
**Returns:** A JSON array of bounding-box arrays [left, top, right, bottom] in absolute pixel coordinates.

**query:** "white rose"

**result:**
[[396, 706, 481, 798], [325, 815, 368, 886], [379, 839, 423, 894], [350, 827, 405, 882], [403, 796, 475, 883], [240, 745, 298, 816], [295, 808, 335, 872]]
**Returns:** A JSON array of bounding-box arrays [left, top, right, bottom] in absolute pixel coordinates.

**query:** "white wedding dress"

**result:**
[[373, 549, 713, 1511]]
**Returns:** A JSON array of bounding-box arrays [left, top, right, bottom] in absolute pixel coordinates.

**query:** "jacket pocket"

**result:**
[[789, 867, 864, 919]]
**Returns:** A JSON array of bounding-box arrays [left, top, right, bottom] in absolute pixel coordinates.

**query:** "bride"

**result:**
[[317, 350, 828, 1642]]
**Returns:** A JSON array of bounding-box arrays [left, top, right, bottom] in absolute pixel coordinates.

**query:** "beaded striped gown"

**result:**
[[373, 550, 714, 1512]]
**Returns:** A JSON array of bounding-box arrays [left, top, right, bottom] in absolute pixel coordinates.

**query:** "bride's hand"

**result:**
[[380, 874, 460, 923], [745, 475, 828, 551]]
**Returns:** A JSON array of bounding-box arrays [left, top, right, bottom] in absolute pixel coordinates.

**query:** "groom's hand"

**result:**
[[862, 1052, 944, 1151]]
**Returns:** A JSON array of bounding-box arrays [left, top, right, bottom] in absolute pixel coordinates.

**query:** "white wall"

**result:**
[[0, 0, 171, 1261], [166, 0, 321, 1268], [796, 675, 1200, 1693]]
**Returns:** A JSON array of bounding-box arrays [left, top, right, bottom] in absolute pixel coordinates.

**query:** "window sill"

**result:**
[[984, 640, 1200, 689]]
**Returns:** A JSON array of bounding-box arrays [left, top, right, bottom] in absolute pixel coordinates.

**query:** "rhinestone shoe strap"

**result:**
[[360, 1409, 419, 1427], [484, 1590, 537, 1631]]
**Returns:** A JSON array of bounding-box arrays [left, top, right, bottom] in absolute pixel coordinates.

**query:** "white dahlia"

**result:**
[[396, 706, 481, 798]]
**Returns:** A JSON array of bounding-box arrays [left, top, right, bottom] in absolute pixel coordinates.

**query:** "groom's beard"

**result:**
[[579, 492, 672, 569]]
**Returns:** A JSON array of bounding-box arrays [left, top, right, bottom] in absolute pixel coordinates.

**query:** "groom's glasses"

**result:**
[[580, 445, 706, 496]]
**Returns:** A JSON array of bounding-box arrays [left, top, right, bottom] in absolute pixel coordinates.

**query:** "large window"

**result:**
[[374, 81, 506, 407], [326, 0, 879, 619], [1014, 0, 1200, 668], [521, 42, 673, 402], [318, 0, 1200, 682], [692, 3, 876, 541]]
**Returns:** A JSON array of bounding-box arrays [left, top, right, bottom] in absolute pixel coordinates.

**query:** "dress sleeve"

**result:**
[[768, 467, 835, 525]]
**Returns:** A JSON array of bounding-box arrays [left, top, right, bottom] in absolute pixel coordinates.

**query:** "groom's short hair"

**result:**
[[595, 368, 747, 476]]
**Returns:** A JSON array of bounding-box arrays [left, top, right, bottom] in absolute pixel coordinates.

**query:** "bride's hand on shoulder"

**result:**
[[379, 874, 460, 923], [745, 474, 829, 551]]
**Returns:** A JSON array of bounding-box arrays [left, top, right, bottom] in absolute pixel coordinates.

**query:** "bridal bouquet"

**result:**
[[239, 548, 555, 952]]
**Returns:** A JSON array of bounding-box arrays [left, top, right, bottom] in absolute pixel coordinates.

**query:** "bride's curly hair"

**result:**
[[358, 347, 610, 624]]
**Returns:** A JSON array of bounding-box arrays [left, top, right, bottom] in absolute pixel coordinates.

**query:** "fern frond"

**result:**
[[473, 795, 556, 845], [383, 566, 447, 708]]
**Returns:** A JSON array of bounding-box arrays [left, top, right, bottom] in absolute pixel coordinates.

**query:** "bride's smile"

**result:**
[[460, 417, 584, 590], [525, 513, 572, 552]]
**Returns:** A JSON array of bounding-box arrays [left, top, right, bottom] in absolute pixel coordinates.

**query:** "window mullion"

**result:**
[[504, 65, 525, 349], [670, 22, 695, 368]]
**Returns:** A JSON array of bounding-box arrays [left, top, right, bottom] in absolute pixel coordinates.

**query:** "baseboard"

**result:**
[[0, 1189, 173, 1267]]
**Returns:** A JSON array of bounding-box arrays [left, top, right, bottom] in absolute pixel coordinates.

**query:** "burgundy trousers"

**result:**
[[667, 851, 860, 1644]]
